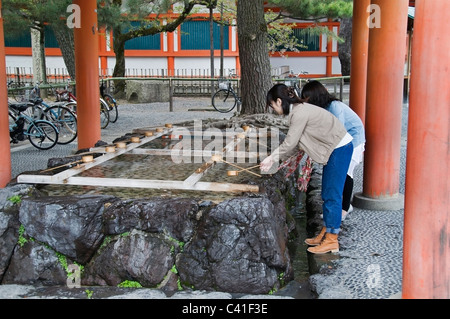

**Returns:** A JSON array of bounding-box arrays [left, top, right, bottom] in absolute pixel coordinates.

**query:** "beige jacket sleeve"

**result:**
[[271, 109, 306, 162]]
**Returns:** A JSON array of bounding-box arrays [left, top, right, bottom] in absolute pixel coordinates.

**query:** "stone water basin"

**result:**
[[39, 136, 263, 203]]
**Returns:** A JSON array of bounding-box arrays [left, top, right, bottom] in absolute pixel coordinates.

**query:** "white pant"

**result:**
[[347, 143, 365, 178]]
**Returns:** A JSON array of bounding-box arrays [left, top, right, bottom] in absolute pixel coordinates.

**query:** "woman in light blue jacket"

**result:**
[[301, 80, 365, 222]]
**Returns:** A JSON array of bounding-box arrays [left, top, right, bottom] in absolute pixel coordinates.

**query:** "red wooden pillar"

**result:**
[[349, 0, 370, 124], [73, 0, 101, 150], [353, 0, 409, 210], [99, 26, 108, 77], [402, 0, 450, 299], [325, 22, 333, 77], [167, 30, 175, 77], [0, 0, 12, 187]]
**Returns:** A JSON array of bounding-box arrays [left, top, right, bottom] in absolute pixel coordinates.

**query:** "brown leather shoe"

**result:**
[[307, 233, 339, 254], [304, 226, 326, 246]]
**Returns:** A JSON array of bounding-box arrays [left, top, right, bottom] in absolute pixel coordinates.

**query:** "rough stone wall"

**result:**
[[0, 169, 300, 295]]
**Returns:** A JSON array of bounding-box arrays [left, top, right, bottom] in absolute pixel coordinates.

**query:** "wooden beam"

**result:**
[[15, 175, 259, 193], [183, 160, 215, 187], [16, 126, 261, 194], [183, 128, 254, 187]]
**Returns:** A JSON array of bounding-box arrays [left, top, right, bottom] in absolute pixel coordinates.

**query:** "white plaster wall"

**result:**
[[6, 56, 33, 71], [6, 55, 342, 78], [122, 57, 168, 76], [174, 57, 237, 76], [6, 55, 102, 76], [270, 56, 327, 76], [332, 56, 343, 75]]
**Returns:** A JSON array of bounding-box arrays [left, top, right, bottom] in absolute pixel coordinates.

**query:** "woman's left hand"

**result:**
[[260, 155, 274, 172]]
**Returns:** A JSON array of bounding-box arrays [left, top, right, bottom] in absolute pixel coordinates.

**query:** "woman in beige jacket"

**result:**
[[260, 84, 353, 254]]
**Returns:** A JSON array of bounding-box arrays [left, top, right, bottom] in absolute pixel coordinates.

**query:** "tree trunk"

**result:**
[[52, 25, 76, 81], [236, 0, 272, 115], [112, 27, 126, 97], [338, 17, 352, 78]]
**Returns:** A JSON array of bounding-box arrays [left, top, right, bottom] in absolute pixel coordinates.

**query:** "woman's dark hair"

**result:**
[[266, 83, 306, 115], [300, 80, 339, 108]]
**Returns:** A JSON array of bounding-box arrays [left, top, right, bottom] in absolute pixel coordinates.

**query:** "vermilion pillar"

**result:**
[[99, 27, 108, 76], [353, 0, 409, 210], [402, 0, 450, 299], [349, 0, 370, 124], [325, 22, 333, 77], [167, 28, 175, 77], [0, 0, 12, 188], [74, 0, 101, 150]]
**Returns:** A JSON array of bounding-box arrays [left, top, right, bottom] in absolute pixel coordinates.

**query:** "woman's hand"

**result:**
[[260, 155, 275, 172]]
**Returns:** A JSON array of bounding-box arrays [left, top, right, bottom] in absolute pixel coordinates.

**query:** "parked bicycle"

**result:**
[[212, 69, 241, 113], [7, 80, 29, 102], [286, 70, 309, 95], [9, 102, 59, 150], [100, 77, 119, 123], [51, 80, 110, 129], [23, 85, 78, 145]]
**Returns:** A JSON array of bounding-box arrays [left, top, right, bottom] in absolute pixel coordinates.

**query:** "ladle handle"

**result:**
[[41, 160, 83, 172], [221, 160, 262, 177]]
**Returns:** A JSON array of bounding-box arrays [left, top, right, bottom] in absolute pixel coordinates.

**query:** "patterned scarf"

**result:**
[[278, 150, 313, 192]]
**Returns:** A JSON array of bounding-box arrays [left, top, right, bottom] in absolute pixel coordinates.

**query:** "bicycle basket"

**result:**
[[218, 79, 230, 90]]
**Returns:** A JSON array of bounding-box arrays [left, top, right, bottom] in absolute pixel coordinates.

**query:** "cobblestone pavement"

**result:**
[[307, 102, 409, 299]]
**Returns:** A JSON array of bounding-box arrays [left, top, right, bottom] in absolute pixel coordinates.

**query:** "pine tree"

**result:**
[[98, 0, 212, 95], [236, 0, 352, 114], [3, 0, 76, 81]]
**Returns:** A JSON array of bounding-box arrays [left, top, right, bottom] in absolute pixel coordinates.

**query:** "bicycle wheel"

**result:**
[[8, 111, 16, 129], [43, 105, 78, 144], [63, 100, 108, 129], [103, 94, 118, 123], [27, 120, 59, 150], [100, 99, 110, 129], [64, 102, 77, 114], [9, 84, 26, 102], [212, 89, 237, 113]]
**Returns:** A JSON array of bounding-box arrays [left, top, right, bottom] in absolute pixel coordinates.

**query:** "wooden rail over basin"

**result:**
[[17, 126, 260, 193]]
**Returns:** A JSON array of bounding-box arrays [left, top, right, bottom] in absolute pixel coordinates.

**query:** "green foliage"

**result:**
[[166, 235, 185, 253], [2, 0, 72, 37], [264, 0, 352, 54], [97, 0, 213, 34], [7, 195, 22, 204], [268, 272, 285, 295], [170, 264, 178, 274], [85, 289, 94, 299], [117, 280, 143, 288], [56, 252, 69, 273], [278, 271, 285, 286], [17, 224, 28, 247], [265, 10, 302, 55], [215, 0, 351, 58], [268, 0, 353, 20], [99, 236, 112, 250], [55, 251, 84, 279]]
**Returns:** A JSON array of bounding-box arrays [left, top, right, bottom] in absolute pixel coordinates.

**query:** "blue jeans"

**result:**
[[322, 142, 353, 234]]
